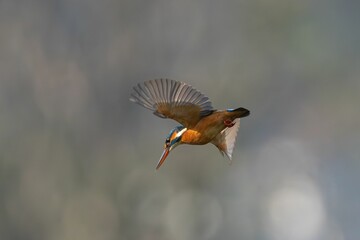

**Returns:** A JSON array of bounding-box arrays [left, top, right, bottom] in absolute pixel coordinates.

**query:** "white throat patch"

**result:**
[[175, 128, 187, 138]]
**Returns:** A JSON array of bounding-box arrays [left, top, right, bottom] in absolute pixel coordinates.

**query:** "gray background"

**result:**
[[1, 0, 359, 239]]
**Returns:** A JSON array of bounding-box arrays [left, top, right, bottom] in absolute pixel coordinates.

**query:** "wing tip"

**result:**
[[213, 118, 241, 162]]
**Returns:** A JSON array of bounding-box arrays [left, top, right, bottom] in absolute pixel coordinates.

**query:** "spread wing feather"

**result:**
[[211, 118, 241, 161], [130, 79, 214, 128]]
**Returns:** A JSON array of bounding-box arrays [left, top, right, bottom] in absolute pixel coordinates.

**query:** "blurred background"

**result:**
[[1, 0, 359, 239]]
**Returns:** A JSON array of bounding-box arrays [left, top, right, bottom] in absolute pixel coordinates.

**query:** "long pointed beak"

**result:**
[[156, 147, 170, 170]]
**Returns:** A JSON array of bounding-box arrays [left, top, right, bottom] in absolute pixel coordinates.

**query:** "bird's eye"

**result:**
[[165, 138, 170, 146]]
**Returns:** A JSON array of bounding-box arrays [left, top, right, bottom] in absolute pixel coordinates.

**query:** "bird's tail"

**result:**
[[227, 107, 250, 118]]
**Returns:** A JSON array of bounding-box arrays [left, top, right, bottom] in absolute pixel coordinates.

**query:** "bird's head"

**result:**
[[156, 126, 187, 169]]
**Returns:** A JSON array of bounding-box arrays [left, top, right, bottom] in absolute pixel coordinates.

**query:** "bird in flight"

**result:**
[[130, 79, 250, 169]]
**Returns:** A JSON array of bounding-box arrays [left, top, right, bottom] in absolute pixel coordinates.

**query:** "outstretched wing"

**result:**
[[211, 118, 241, 161], [130, 79, 214, 128]]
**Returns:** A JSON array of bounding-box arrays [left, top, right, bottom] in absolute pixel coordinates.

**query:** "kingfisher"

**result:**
[[130, 79, 250, 169]]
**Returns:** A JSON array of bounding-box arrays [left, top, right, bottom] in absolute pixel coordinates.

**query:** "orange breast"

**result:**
[[181, 111, 232, 145]]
